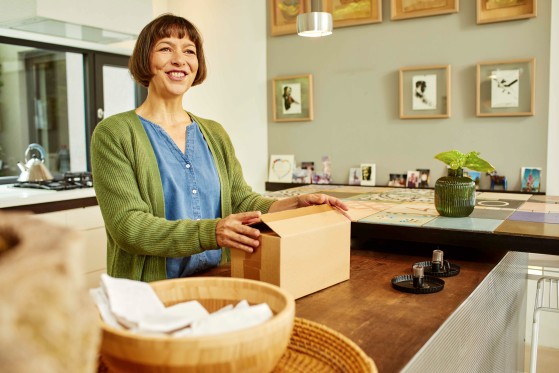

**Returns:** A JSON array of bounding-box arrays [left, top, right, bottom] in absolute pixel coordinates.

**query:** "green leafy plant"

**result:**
[[434, 150, 495, 172]]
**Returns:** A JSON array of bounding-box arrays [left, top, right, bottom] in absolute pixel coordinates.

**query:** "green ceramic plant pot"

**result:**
[[434, 168, 476, 217]]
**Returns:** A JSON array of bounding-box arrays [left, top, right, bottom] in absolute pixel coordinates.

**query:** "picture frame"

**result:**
[[406, 170, 421, 188], [272, 74, 314, 122], [464, 170, 481, 190], [476, 58, 535, 117], [268, 154, 295, 182], [388, 173, 406, 187], [390, 0, 459, 21], [270, 0, 381, 36], [477, 0, 537, 24], [325, 0, 382, 28], [269, 0, 307, 36], [349, 167, 362, 185], [521, 167, 541, 193], [399, 64, 451, 119], [416, 168, 430, 188], [360, 163, 376, 186]]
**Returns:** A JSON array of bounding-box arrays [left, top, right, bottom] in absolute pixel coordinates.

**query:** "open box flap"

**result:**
[[260, 204, 349, 238]]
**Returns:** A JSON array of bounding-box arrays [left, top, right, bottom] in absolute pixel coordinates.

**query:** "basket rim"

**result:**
[[99, 276, 295, 341]]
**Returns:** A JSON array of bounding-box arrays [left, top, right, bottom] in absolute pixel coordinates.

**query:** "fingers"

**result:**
[[298, 194, 349, 211], [216, 211, 262, 253]]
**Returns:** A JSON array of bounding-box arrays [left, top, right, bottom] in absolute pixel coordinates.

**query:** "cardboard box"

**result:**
[[231, 204, 350, 299]]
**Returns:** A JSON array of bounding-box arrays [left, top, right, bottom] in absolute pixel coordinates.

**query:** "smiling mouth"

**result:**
[[167, 71, 186, 79]]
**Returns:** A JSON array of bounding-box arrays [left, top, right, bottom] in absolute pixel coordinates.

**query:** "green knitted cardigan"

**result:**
[[90, 110, 275, 282]]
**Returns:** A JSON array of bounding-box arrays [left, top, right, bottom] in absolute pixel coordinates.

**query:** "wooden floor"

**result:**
[[524, 345, 559, 372]]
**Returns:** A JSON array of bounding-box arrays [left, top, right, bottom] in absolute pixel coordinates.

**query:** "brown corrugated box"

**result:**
[[231, 204, 350, 299]]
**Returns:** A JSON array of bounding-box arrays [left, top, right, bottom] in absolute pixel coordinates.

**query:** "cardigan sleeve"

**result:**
[[91, 113, 220, 259]]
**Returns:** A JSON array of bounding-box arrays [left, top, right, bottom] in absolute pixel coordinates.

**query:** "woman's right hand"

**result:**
[[216, 211, 262, 253]]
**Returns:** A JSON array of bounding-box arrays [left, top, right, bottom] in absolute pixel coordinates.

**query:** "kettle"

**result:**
[[17, 143, 54, 182]]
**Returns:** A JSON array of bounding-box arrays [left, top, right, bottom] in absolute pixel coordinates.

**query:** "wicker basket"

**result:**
[[274, 318, 377, 373], [100, 317, 377, 373], [99, 277, 295, 373]]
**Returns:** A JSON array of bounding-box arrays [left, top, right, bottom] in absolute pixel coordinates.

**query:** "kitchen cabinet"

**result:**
[[32, 205, 106, 288]]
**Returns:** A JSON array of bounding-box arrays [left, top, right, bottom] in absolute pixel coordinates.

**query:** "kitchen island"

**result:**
[[204, 248, 526, 373]]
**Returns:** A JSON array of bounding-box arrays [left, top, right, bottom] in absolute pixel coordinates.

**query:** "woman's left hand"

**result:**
[[296, 193, 348, 211], [268, 193, 349, 218]]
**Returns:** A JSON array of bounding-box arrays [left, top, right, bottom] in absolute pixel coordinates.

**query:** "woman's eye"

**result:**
[[185, 49, 196, 55], [159, 47, 171, 52]]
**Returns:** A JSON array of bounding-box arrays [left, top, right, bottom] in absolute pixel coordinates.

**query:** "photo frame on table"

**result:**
[[360, 163, 376, 186], [477, 0, 537, 24], [326, 0, 382, 28], [390, 0, 459, 21], [272, 74, 313, 122], [349, 167, 362, 185], [476, 58, 535, 117], [464, 170, 481, 189], [269, 0, 307, 36], [399, 64, 451, 119], [521, 167, 541, 193], [268, 154, 295, 182], [416, 169, 430, 188], [406, 170, 421, 188]]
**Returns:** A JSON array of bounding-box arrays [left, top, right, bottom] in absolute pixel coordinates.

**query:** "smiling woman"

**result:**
[[90, 13, 349, 283]]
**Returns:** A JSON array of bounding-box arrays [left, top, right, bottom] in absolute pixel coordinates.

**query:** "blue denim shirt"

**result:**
[[140, 115, 222, 277]]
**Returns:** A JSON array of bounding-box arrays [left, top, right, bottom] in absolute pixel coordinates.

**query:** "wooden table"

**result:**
[[202, 248, 505, 373]]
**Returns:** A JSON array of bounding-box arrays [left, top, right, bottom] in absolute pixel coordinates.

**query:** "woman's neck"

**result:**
[[135, 95, 191, 127]]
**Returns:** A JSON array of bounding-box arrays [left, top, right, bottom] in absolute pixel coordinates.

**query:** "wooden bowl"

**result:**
[[100, 277, 295, 373]]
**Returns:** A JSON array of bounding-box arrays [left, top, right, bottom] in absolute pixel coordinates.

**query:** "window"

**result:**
[[0, 36, 145, 183]]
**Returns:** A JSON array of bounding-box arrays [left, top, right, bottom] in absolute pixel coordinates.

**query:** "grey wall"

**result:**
[[267, 0, 550, 192]]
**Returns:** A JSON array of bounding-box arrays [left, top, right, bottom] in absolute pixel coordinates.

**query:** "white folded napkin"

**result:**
[[89, 287, 121, 329], [178, 303, 273, 337], [100, 273, 165, 329], [137, 300, 209, 333]]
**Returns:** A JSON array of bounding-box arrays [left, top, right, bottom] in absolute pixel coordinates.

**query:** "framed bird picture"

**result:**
[[476, 58, 535, 117]]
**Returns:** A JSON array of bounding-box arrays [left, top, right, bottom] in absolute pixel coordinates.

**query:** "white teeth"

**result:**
[[169, 72, 185, 78]]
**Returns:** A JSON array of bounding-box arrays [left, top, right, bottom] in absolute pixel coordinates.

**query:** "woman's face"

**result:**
[[149, 35, 198, 98]]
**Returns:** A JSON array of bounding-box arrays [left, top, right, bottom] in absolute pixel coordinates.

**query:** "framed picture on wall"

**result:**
[[399, 64, 451, 119], [269, 0, 307, 36], [271, 0, 382, 36], [272, 74, 314, 122], [325, 0, 383, 28], [476, 58, 535, 117], [390, 0, 459, 21], [477, 0, 537, 24]]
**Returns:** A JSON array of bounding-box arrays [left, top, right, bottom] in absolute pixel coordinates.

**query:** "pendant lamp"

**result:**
[[297, 0, 333, 37]]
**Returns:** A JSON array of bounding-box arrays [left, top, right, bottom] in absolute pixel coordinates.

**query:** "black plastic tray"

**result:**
[[414, 260, 461, 277], [391, 274, 445, 294]]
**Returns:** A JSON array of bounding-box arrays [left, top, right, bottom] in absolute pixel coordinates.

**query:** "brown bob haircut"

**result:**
[[129, 14, 207, 88]]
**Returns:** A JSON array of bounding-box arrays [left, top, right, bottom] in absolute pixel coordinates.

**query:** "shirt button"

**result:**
[[186, 164, 191, 169], [192, 189, 197, 194]]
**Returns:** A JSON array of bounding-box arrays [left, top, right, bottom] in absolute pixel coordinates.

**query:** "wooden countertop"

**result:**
[[201, 248, 504, 373]]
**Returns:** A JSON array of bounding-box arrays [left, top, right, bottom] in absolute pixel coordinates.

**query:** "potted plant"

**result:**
[[434, 150, 495, 217]]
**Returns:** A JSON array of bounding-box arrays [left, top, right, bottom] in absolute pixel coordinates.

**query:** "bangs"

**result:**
[[155, 22, 200, 44]]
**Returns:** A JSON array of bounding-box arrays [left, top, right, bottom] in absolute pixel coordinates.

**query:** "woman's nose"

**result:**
[[171, 52, 186, 66]]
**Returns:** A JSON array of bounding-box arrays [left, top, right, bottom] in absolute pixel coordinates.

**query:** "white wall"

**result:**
[[163, 0, 269, 193]]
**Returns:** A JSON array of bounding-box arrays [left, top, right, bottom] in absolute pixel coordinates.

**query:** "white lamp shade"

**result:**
[[297, 12, 333, 37]]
